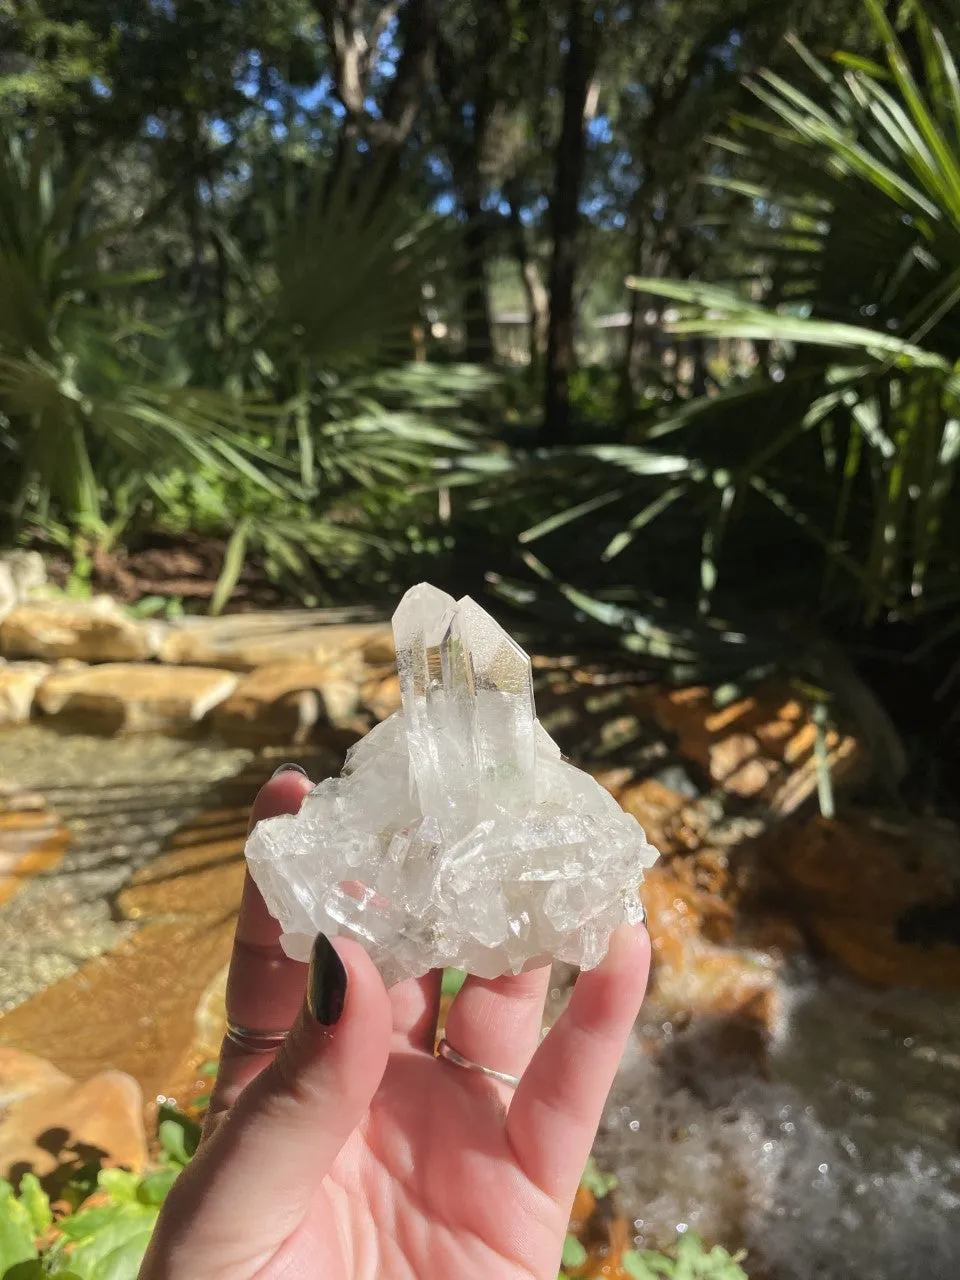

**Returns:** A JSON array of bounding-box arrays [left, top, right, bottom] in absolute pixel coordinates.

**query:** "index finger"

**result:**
[[205, 766, 314, 1126]]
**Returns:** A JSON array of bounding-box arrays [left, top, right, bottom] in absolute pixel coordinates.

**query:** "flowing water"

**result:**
[[596, 968, 960, 1279]]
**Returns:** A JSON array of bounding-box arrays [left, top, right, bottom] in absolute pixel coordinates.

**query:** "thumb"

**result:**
[[144, 936, 391, 1276]]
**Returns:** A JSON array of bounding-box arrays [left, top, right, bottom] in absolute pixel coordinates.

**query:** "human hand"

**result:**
[[140, 765, 651, 1280]]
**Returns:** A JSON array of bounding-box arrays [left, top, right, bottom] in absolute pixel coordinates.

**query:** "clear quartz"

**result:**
[[245, 583, 659, 984]]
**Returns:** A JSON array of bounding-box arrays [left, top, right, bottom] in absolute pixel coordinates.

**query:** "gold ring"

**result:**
[[225, 1022, 288, 1054], [436, 1037, 521, 1089]]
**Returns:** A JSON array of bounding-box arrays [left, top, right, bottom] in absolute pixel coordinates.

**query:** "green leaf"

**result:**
[[581, 1157, 618, 1198], [157, 1110, 201, 1167], [0, 1181, 38, 1272], [209, 516, 251, 616], [4, 1263, 76, 1280], [16, 1175, 50, 1236], [561, 1235, 588, 1269], [97, 1170, 139, 1206], [623, 1250, 671, 1279], [57, 1202, 157, 1280], [136, 1167, 179, 1207]]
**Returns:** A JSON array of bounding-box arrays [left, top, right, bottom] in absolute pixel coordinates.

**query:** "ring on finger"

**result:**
[[436, 1037, 521, 1089], [225, 1021, 288, 1054]]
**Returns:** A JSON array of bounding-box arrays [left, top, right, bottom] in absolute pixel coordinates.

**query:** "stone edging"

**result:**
[[0, 594, 399, 744]]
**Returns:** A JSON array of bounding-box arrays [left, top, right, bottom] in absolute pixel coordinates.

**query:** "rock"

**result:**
[[361, 672, 402, 722], [0, 552, 45, 623], [212, 658, 362, 744], [0, 1058, 148, 1184], [654, 683, 864, 812], [160, 612, 394, 672], [0, 805, 70, 909], [0, 661, 49, 724], [618, 778, 687, 852], [0, 1047, 71, 1107], [0, 566, 15, 623], [0, 597, 160, 663], [764, 812, 960, 989], [765, 731, 861, 816], [642, 862, 780, 1026], [708, 734, 779, 799], [37, 663, 237, 734]]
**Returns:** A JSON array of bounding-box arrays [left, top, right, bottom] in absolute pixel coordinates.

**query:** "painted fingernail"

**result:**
[[271, 763, 308, 778], [307, 934, 347, 1026]]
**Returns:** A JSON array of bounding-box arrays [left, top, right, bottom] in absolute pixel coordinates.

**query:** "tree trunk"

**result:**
[[619, 216, 648, 409], [461, 190, 494, 364], [542, 0, 600, 443], [506, 194, 548, 368]]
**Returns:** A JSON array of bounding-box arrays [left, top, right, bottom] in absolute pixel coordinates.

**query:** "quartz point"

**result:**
[[245, 584, 659, 985]]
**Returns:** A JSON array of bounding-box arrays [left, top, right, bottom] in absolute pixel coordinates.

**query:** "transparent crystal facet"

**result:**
[[245, 583, 659, 982]]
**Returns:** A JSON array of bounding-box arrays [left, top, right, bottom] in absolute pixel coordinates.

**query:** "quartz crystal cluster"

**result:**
[[245, 583, 659, 985]]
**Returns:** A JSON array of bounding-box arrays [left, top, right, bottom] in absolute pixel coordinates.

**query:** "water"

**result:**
[[0, 724, 252, 1009], [597, 967, 960, 1279]]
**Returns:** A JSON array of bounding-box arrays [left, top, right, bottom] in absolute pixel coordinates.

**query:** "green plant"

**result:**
[[557, 1231, 749, 1280], [621, 1232, 749, 1279], [626, 0, 960, 628], [486, 0, 960, 683], [0, 1108, 198, 1280], [0, 126, 287, 546]]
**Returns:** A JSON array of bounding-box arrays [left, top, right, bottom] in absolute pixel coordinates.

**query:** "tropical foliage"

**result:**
[[1, 0, 958, 712], [490, 0, 960, 701]]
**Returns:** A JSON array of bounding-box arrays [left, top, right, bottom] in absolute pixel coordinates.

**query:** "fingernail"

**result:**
[[307, 934, 347, 1026], [271, 763, 308, 779]]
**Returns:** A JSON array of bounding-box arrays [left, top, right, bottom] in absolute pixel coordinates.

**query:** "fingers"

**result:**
[[389, 971, 443, 1052], [194, 939, 390, 1228], [441, 965, 552, 1087], [205, 767, 314, 1128], [506, 925, 650, 1205], [144, 936, 392, 1276]]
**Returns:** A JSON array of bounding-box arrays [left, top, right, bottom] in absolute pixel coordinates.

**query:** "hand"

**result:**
[[140, 766, 651, 1280]]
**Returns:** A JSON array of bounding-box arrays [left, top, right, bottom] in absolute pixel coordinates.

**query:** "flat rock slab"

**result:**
[[0, 1047, 148, 1184], [1, 597, 160, 663], [766, 813, 960, 989], [37, 663, 238, 734], [653, 682, 865, 812], [161, 612, 394, 670], [0, 661, 49, 725], [212, 658, 363, 744], [0, 806, 70, 909]]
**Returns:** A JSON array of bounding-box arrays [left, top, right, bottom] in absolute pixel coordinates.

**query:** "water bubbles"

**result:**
[[594, 983, 960, 1280]]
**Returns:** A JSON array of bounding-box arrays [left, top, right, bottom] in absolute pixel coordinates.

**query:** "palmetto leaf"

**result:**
[[0, 125, 291, 533], [260, 158, 460, 371], [604, 3, 960, 626]]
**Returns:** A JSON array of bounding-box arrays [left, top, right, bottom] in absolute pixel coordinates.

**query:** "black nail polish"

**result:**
[[307, 934, 347, 1026], [271, 763, 308, 779]]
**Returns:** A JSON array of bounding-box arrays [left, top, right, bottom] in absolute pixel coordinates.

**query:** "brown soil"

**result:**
[[43, 533, 287, 612]]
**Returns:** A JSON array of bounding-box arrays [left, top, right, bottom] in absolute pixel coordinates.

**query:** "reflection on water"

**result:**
[[597, 966, 960, 1279], [0, 725, 251, 1009]]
